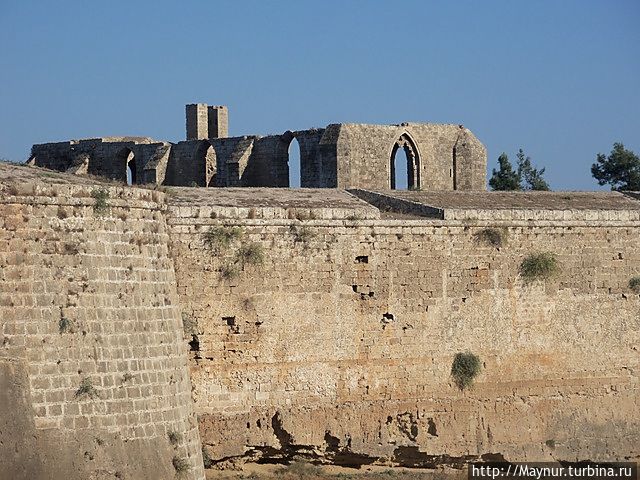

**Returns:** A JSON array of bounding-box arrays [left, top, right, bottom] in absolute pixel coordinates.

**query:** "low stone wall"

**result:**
[[0, 181, 204, 480], [349, 188, 445, 218], [167, 209, 640, 468]]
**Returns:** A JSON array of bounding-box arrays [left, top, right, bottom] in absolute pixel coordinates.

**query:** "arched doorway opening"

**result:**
[[118, 148, 136, 185], [204, 145, 217, 187], [192, 141, 216, 187], [390, 134, 420, 190], [288, 137, 301, 188]]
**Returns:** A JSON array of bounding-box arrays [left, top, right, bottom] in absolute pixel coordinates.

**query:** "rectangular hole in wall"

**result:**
[[222, 316, 239, 334]]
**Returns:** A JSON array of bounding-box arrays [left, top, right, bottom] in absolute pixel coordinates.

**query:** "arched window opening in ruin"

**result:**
[[203, 145, 217, 187], [390, 134, 420, 190], [127, 158, 136, 185], [192, 142, 216, 187], [288, 137, 301, 188], [391, 147, 409, 190], [119, 148, 136, 185]]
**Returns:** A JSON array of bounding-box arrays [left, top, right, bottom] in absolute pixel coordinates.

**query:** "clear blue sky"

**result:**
[[1, 0, 638, 190]]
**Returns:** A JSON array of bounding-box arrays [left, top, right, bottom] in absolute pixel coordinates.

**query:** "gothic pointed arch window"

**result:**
[[390, 133, 420, 190]]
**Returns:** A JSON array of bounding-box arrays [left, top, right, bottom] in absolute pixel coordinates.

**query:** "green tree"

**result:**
[[591, 143, 640, 191], [489, 153, 520, 191], [516, 149, 550, 191], [489, 149, 550, 191]]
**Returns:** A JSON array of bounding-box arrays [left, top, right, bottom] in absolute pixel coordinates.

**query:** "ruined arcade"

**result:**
[[29, 104, 487, 191]]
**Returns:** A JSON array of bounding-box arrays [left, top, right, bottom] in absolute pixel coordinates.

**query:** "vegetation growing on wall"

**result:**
[[451, 352, 482, 390], [58, 316, 72, 333], [235, 242, 264, 267], [90, 188, 110, 215], [203, 226, 264, 280], [203, 226, 242, 254], [475, 228, 506, 248], [629, 276, 640, 293], [291, 224, 316, 245], [520, 252, 559, 281]]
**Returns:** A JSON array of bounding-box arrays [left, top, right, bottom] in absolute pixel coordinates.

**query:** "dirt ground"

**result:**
[[206, 462, 467, 480]]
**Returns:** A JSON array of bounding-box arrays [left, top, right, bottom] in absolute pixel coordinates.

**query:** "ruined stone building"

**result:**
[[28, 103, 487, 191]]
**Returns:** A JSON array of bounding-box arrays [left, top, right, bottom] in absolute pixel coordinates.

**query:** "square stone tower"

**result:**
[[208, 105, 228, 138], [186, 103, 228, 140]]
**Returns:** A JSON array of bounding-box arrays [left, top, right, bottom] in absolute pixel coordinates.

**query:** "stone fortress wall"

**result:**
[[28, 104, 487, 191], [0, 164, 204, 480], [168, 189, 640, 468]]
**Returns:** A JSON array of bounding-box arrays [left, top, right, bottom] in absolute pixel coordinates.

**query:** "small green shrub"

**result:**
[[451, 352, 482, 390], [203, 226, 242, 254], [520, 252, 559, 281], [168, 430, 182, 446], [122, 372, 134, 383], [629, 276, 640, 293], [75, 377, 98, 399], [202, 447, 214, 469], [291, 225, 316, 244], [476, 228, 505, 248], [172, 456, 190, 474], [59, 317, 71, 333], [90, 188, 110, 215], [235, 242, 264, 267]]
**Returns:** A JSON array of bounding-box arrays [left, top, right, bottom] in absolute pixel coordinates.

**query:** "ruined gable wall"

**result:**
[[453, 128, 488, 191], [167, 205, 639, 468], [0, 180, 204, 480], [335, 124, 487, 191], [31, 142, 77, 171], [31, 140, 170, 185], [242, 136, 289, 187], [165, 140, 209, 187], [293, 129, 324, 187]]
